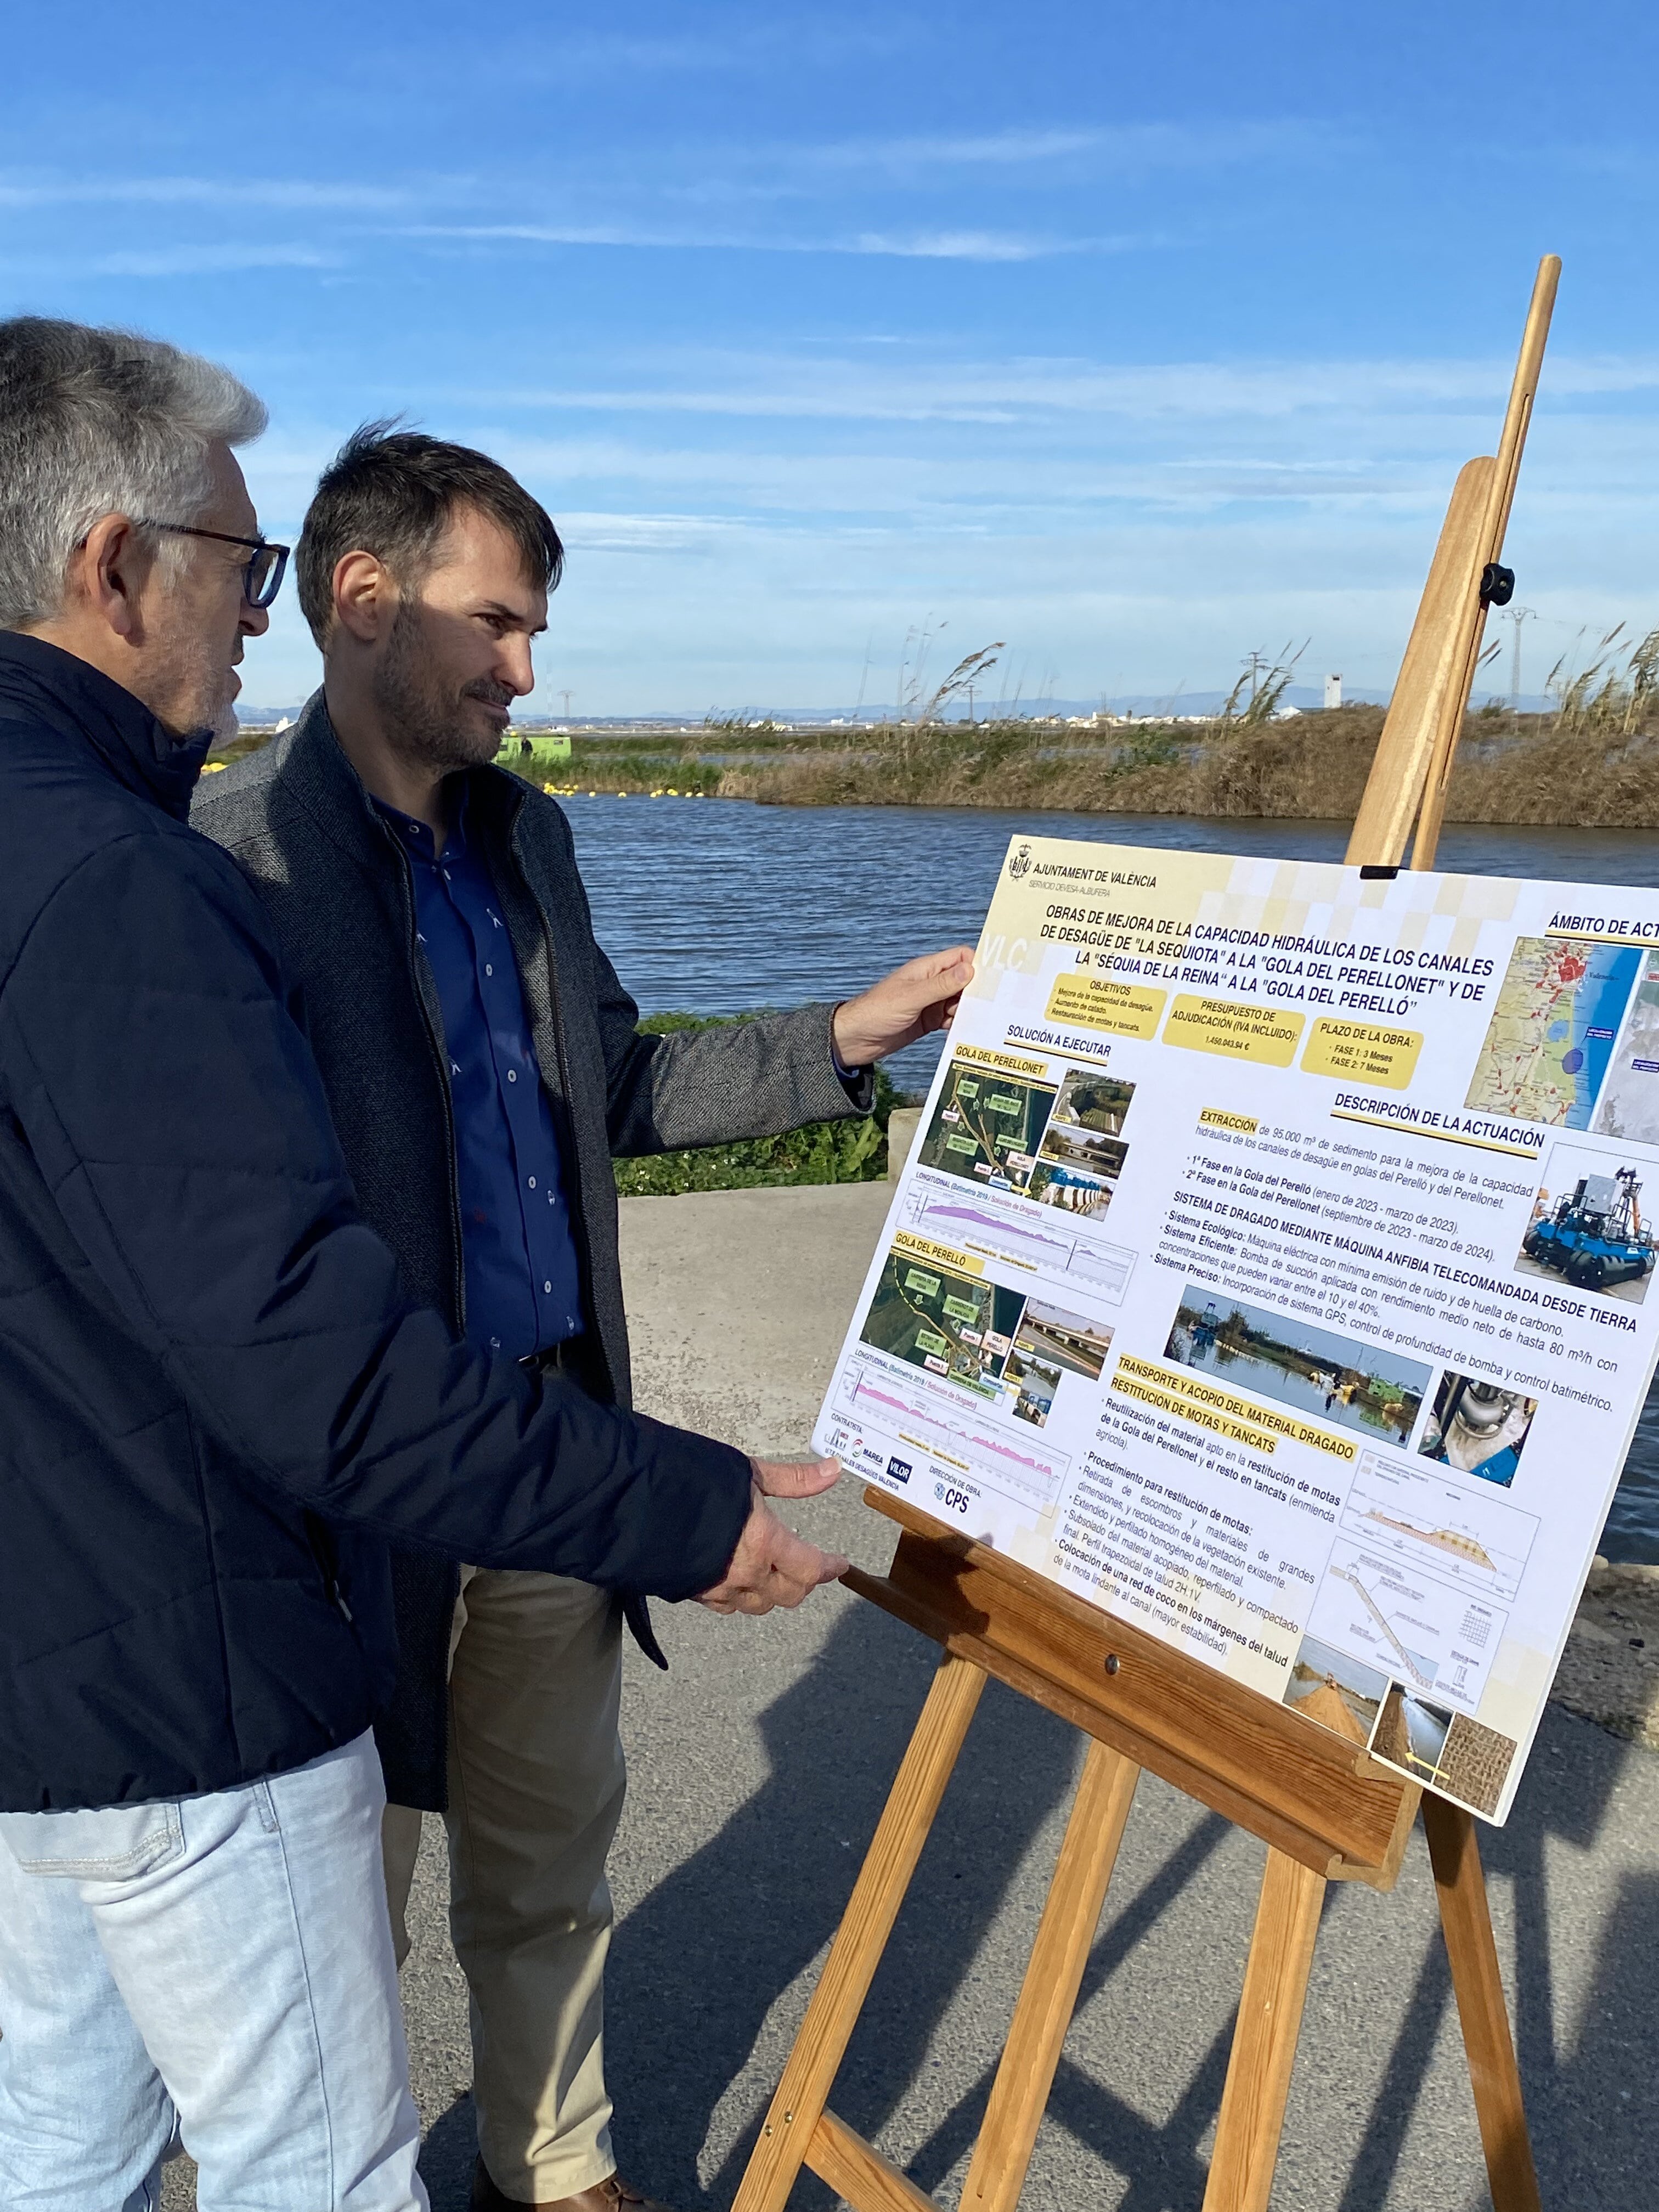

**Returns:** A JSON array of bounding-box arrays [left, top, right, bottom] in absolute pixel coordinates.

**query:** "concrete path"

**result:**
[[170, 1183, 1659, 2210]]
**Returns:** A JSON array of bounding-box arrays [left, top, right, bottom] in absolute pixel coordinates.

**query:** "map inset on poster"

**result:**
[[858, 1235, 1026, 1394], [1466, 934, 1641, 1128], [818, 833, 1659, 1823], [916, 1050, 1057, 1190], [1594, 947, 1659, 1143]]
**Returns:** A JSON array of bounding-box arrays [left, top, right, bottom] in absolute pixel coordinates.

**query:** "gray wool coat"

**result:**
[[193, 693, 867, 1808]]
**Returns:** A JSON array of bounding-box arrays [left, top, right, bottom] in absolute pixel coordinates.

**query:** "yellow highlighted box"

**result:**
[[1045, 973, 1166, 1039], [892, 1231, 983, 1277], [1115, 1354, 1358, 1463], [1302, 1017, 1423, 1091], [1111, 1373, 1280, 1454], [1198, 1108, 1260, 1135], [1163, 995, 1305, 1066], [953, 1043, 1052, 1079]]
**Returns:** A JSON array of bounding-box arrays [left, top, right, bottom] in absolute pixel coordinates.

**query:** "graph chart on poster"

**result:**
[[816, 834, 1659, 1822]]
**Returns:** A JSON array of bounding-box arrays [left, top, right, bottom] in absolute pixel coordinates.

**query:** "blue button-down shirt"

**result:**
[[376, 790, 584, 1359]]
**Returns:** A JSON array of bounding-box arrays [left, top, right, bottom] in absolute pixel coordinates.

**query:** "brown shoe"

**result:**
[[471, 2161, 674, 2212]]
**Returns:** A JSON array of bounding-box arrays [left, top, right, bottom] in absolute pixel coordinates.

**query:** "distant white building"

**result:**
[[1324, 674, 1342, 710]]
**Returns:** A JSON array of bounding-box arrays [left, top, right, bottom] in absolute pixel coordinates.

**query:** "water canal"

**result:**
[[563, 795, 1659, 1558]]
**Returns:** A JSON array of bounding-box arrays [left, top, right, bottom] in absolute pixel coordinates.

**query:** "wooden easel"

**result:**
[[732, 256, 1562, 2212]]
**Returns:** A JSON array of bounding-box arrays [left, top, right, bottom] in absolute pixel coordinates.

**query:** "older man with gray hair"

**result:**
[[0, 316, 850, 2211]]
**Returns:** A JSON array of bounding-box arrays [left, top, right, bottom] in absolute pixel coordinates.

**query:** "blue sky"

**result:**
[[7, 2, 1659, 716]]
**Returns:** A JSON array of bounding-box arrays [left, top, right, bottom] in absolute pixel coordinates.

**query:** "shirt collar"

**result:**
[[371, 776, 470, 862]]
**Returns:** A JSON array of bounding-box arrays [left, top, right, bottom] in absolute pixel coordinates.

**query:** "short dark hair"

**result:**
[[296, 420, 563, 645]]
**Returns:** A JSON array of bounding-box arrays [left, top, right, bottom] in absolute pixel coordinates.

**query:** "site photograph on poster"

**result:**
[[815, 835, 1659, 1825]]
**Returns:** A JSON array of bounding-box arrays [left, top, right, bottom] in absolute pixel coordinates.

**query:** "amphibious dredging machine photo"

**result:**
[[1522, 1165, 1657, 1294]]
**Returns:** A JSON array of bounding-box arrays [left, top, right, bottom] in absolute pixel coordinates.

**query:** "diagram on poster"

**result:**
[[816, 835, 1659, 1824]]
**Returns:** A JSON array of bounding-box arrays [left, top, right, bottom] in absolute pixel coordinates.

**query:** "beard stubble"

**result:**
[[371, 598, 511, 776]]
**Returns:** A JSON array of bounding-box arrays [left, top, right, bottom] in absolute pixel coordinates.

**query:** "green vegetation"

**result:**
[[612, 1012, 906, 1195]]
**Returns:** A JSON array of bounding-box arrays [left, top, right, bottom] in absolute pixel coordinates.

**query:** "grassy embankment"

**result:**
[[510, 701, 1659, 829], [612, 1013, 905, 1194]]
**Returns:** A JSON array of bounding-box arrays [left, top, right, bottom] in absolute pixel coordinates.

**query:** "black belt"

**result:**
[[521, 1334, 593, 1384]]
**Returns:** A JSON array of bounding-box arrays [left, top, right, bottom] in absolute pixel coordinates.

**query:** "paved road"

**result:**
[[170, 1183, 1659, 2210]]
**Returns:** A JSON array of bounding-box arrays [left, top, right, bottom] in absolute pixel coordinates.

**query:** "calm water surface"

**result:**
[[563, 797, 1659, 1558]]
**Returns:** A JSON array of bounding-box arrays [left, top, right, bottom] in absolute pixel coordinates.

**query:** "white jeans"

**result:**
[[0, 1729, 427, 2212]]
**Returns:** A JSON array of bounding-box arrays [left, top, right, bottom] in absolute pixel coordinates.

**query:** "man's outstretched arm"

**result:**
[[592, 930, 977, 1158]]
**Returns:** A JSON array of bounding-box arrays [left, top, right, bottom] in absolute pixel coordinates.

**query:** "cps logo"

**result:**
[[933, 1480, 971, 1515]]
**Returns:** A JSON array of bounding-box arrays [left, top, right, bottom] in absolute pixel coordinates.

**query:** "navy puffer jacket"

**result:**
[[0, 633, 751, 1812]]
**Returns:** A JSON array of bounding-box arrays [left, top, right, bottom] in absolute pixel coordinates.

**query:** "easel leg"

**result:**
[[732, 1652, 988, 2212], [1422, 1795, 1543, 2212], [1203, 1849, 1327, 2212], [960, 1739, 1139, 2212]]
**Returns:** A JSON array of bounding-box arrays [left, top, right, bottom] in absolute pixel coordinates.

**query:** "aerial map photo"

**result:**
[[1465, 934, 1642, 1128], [1593, 946, 1659, 1143]]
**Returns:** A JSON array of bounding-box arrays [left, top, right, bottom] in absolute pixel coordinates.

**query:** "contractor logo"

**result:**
[[886, 1455, 912, 1486], [1009, 844, 1033, 881]]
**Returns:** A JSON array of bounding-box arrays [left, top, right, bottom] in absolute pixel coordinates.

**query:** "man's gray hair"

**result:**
[[0, 317, 268, 630]]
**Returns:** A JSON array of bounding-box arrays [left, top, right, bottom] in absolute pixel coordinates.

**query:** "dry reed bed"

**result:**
[[713, 707, 1659, 827]]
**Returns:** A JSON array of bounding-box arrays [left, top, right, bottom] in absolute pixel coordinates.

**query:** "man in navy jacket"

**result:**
[[195, 427, 976, 2212], [0, 323, 850, 2210]]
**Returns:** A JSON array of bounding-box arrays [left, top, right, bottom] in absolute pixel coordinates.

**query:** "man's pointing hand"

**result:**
[[833, 946, 976, 1066], [696, 1455, 849, 1615]]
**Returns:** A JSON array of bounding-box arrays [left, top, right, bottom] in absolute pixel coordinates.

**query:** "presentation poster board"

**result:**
[[816, 837, 1659, 1823]]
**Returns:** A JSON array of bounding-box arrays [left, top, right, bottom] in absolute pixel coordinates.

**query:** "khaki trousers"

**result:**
[[382, 1567, 625, 2203]]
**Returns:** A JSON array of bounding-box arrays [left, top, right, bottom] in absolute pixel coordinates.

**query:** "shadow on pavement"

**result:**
[[1335, 1706, 1652, 2212], [417, 1659, 1659, 2212], [602, 1598, 1080, 2211]]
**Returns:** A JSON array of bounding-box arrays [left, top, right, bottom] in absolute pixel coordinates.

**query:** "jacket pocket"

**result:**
[[0, 1799, 184, 1879]]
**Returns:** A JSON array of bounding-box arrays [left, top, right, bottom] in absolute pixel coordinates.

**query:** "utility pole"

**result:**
[[1504, 607, 1535, 718], [558, 689, 573, 723], [1246, 650, 1267, 705]]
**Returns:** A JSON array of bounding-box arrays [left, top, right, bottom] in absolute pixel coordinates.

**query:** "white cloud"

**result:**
[[94, 244, 343, 277], [844, 227, 1114, 261], [400, 221, 1121, 262], [440, 346, 1659, 437], [0, 242, 344, 279], [0, 171, 419, 211]]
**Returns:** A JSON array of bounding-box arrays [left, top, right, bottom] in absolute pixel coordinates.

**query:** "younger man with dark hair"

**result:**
[[195, 426, 972, 2211]]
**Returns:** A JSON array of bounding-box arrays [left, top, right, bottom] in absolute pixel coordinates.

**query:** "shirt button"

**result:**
[[485, 963, 493, 976], [543, 1281, 553, 1294], [489, 1336, 501, 1350], [507, 1070, 517, 1082], [527, 1176, 537, 1189]]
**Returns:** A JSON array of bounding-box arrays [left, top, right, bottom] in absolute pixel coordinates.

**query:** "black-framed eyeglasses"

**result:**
[[138, 522, 290, 609]]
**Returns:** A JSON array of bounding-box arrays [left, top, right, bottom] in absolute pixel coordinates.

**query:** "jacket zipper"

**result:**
[[385, 825, 469, 1333], [506, 789, 613, 1400]]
